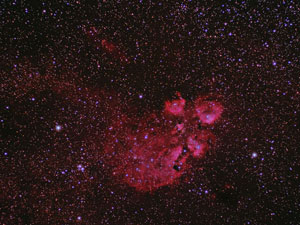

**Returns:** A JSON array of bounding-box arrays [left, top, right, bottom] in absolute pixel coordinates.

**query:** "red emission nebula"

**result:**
[[105, 93, 224, 192]]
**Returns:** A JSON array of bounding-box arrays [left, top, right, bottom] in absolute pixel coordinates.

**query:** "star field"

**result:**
[[1, 0, 300, 224]]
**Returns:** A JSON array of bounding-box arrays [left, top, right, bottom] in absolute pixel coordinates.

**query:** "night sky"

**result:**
[[1, 0, 300, 224]]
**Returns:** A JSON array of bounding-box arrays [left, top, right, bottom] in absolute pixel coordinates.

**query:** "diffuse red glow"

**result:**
[[194, 100, 223, 125], [164, 97, 186, 116], [84, 26, 129, 63], [105, 94, 224, 192], [5, 59, 223, 193]]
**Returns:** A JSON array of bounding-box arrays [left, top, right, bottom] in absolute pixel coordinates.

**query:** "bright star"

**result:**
[[55, 125, 62, 131], [251, 152, 258, 158]]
